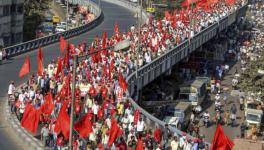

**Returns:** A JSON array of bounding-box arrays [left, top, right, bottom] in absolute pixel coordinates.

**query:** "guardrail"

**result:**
[[4, 0, 103, 57], [126, 2, 248, 143]]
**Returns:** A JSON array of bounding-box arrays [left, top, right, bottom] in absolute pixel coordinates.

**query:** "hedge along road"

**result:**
[[0, 0, 137, 149]]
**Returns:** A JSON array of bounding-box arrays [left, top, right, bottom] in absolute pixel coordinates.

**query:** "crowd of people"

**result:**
[[8, 0, 247, 149]]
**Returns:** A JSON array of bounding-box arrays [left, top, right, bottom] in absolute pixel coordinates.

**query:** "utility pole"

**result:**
[[66, 0, 69, 30], [69, 55, 77, 150]]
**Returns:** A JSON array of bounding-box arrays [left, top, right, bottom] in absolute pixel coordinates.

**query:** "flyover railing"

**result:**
[[126, 2, 248, 143], [4, 0, 103, 57]]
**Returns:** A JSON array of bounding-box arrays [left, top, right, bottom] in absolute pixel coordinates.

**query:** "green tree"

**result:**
[[23, 0, 51, 41]]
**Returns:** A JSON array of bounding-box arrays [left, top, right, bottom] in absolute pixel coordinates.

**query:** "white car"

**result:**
[[130, 0, 138, 2], [55, 26, 66, 33]]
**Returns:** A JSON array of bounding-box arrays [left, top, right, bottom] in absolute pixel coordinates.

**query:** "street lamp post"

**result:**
[[68, 40, 131, 149]]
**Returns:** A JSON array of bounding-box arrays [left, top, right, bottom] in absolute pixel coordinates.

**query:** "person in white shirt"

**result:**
[[136, 118, 144, 136], [18, 90, 25, 103], [170, 136, 179, 150], [8, 81, 15, 96], [92, 101, 99, 122]]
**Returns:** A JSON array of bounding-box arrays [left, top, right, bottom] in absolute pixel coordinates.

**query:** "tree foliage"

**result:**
[[23, 0, 51, 41]]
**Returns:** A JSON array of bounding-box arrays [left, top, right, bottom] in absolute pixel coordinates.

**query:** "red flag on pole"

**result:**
[[60, 36, 67, 53], [21, 104, 40, 135], [54, 101, 70, 139], [102, 32, 107, 49], [118, 73, 128, 92], [225, 0, 235, 5], [210, 124, 234, 150], [55, 57, 63, 79], [114, 22, 120, 34], [108, 118, 123, 146], [19, 56, 30, 78], [37, 48, 44, 76], [133, 110, 140, 124], [136, 139, 144, 150], [74, 113, 93, 138], [63, 46, 70, 69], [40, 92, 54, 115], [164, 10, 171, 21]]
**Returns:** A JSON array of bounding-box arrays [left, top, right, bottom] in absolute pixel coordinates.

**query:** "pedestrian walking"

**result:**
[[239, 96, 244, 110], [224, 110, 230, 126], [41, 124, 50, 146], [240, 122, 247, 138]]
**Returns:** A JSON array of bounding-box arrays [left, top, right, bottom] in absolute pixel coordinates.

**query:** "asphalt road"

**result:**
[[0, 1, 136, 149], [199, 60, 244, 142]]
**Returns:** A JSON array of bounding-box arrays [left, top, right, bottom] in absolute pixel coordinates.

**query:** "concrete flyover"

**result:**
[[125, 1, 248, 144], [0, 0, 137, 149]]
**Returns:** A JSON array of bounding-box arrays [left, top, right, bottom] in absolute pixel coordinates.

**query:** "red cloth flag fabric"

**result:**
[[164, 11, 171, 21], [225, 0, 235, 5], [210, 124, 234, 150], [21, 104, 40, 134], [40, 92, 54, 115], [154, 128, 162, 143], [74, 113, 93, 138], [19, 56, 30, 78], [60, 36, 67, 53], [118, 73, 128, 92], [64, 46, 70, 68], [55, 57, 63, 78], [136, 139, 144, 150], [54, 101, 70, 139], [114, 22, 120, 34], [182, 0, 199, 7], [133, 110, 140, 124], [102, 32, 107, 49], [108, 118, 123, 146], [37, 48, 44, 76]]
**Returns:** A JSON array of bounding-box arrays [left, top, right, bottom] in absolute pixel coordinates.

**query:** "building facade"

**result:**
[[0, 0, 23, 47]]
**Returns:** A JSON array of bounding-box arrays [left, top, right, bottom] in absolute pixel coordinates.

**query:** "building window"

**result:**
[[3, 5, 10, 16], [11, 4, 16, 14], [16, 32, 23, 43], [17, 4, 23, 14]]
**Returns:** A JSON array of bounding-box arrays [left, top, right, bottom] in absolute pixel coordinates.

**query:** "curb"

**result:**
[[4, 91, 44, 150]]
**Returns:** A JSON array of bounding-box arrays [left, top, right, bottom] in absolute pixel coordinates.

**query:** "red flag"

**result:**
[[63, 46, 70, 68], [21, 104, 40, 134], [37, 48, 44, 76], [74, 113, 93, 138], [210, 124, 234, 150], [118, 73, 127, 92], [136, 139, 144, 150], [54, 101, 70, 139], [102, 32, 107, 49], [40, 92, 54, 115], [133, 110, 140, 124], [154, 128, 162, 143], [60, 36, 67, 53], [164, 10, 171, 21], [225, 0, 235, 5], [19, 56, 30, 78], [114, 22, 119, 34], [149, 16, 152, 26], [55, 57, 63, 78], [108, 118, 123, 146]]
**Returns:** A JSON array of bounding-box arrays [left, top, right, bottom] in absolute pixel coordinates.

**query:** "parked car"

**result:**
[[55, 26, 66, 33]]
